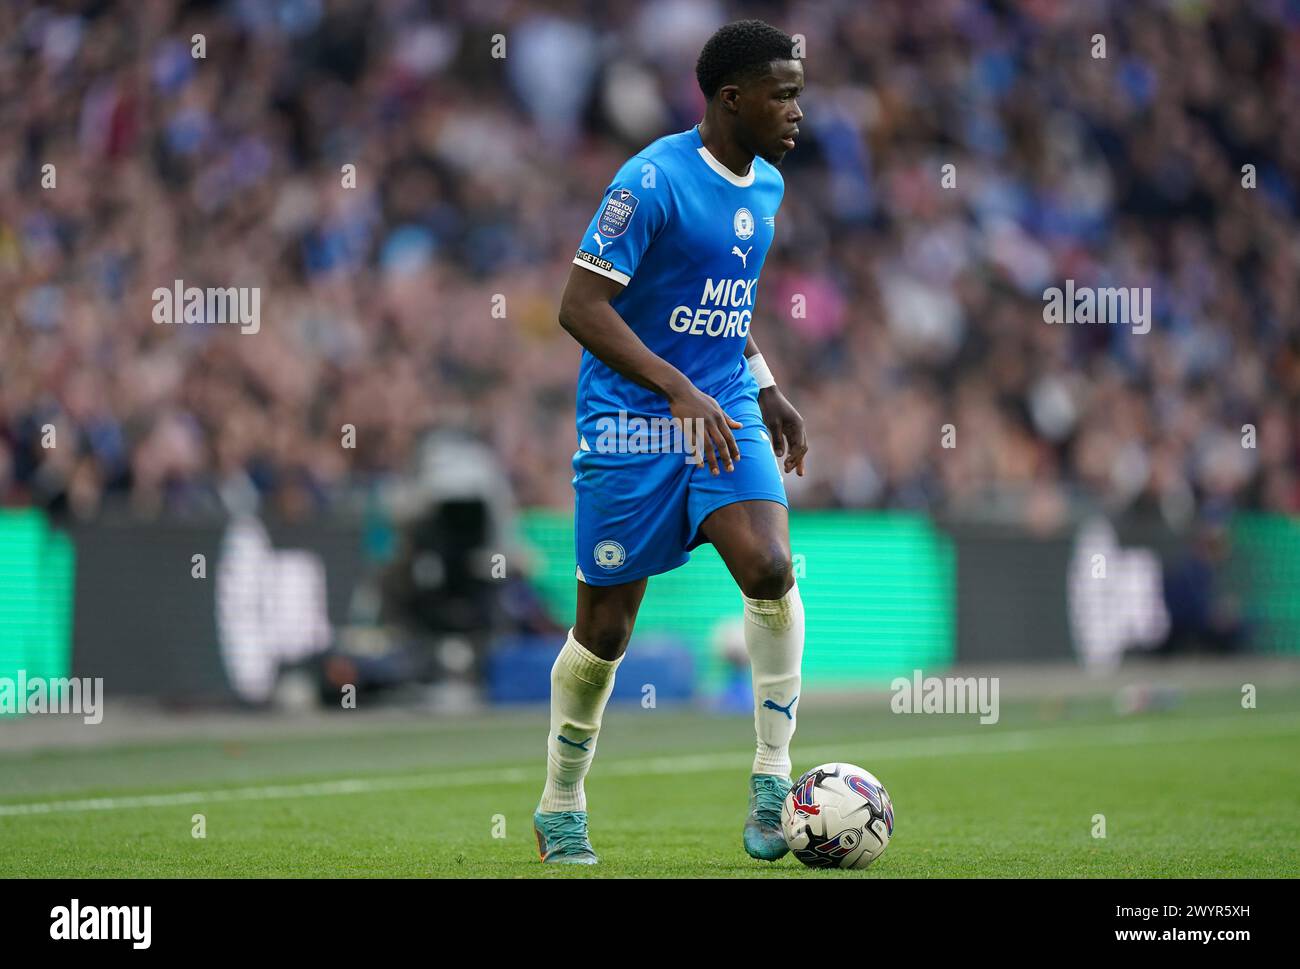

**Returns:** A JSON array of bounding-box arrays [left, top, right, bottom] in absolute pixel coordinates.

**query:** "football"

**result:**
[[782, 763, 895, 869]]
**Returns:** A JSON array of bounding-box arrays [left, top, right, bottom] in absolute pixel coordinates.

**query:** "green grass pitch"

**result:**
[[1, 686, 1297, 878]]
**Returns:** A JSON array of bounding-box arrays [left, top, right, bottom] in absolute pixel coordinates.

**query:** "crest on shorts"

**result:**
[[597, 189, 639, 238], [593, 540, 626, 570]]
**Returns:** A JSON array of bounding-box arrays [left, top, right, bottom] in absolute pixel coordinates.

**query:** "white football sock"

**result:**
[[744, 582, 805, 777], [538, 628, 624, 814]]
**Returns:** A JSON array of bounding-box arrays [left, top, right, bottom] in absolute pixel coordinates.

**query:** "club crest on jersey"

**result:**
[[593, 539, 626, 569], [733, 207, 754, 240], [598, 189, 639, 238]]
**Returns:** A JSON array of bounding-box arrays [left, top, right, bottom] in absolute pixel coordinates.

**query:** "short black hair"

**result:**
[[695, 20, 797, 100]]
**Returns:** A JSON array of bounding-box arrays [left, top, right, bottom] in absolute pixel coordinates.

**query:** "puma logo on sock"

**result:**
[[762, 696, 797, 720]]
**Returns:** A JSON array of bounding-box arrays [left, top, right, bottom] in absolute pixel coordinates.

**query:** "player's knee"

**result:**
[[578, 621, 633, 661], [739, 544, 793, 600]]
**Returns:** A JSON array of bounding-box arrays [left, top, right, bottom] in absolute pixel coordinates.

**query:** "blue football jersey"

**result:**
[[571, 125, 785, 432]]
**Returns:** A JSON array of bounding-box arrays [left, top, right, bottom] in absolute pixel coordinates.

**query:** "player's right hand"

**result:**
[[669, 384, 742, 475]]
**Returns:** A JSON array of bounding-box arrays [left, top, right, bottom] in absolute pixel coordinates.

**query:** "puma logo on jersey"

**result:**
[[731, 245, 752, 268], [592, 233, 612, 255]]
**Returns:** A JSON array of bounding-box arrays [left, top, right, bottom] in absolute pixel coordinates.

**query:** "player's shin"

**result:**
[[743, 583, 805, 776], [538, 628, 624, 813]]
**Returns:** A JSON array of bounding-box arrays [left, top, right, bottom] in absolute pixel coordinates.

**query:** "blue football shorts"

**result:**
[[571, 393, 788, 586]]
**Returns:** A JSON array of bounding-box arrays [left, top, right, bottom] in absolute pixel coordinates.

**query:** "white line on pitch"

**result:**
[[0, 711, 1295, 818]]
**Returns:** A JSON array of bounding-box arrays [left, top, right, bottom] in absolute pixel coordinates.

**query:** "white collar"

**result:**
[[694, 126, 755, 187]]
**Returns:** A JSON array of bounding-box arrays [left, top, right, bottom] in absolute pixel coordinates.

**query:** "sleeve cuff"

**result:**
[[573, 253, 631, 286]]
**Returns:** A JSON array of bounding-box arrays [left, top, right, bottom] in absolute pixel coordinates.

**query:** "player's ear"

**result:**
[[716, 84, 742, 115]]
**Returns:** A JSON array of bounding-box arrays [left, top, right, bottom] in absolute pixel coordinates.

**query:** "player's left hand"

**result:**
[[758, 387, 808, 476]]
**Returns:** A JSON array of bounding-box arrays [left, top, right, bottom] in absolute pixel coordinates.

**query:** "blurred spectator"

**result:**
[[1, 0, 1297, 526], [1161, 514, 1250, 654]]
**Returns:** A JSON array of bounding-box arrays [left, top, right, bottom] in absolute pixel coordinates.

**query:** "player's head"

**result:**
[[696, 19, 804, 165]]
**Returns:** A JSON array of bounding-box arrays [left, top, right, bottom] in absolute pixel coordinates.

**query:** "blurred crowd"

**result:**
[[1, 0, 1298, 529]]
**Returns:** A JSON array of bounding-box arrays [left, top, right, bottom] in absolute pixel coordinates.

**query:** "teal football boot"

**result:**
[[743, 773, 792, 861], [533, 810, 598, 865]]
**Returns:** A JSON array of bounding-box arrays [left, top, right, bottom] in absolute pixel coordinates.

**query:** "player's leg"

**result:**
[[534, 577, 647, 864], [699, 496, 794, 599], [699, 497, 804, 860], [573, 575, 648, 661], [537, 437, 691, 862]]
